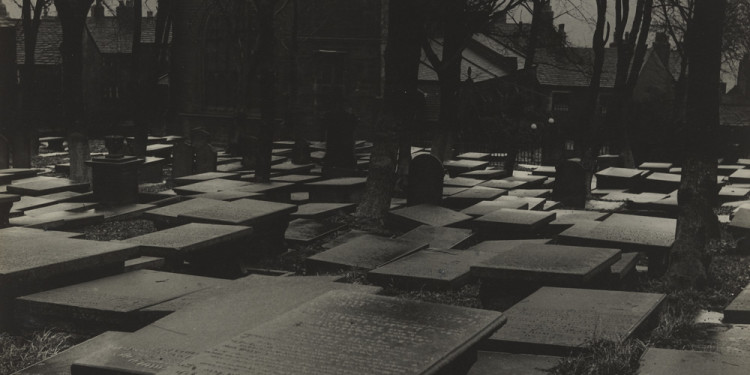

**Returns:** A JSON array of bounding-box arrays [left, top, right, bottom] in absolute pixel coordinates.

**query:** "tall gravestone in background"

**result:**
[[86, 135, 143, 205], [553, 159, 586, 208], [322, 110, 357, 178], [172, 129, 218, 178], [407, 154, 444, 206], [171, 142, 193, 178]]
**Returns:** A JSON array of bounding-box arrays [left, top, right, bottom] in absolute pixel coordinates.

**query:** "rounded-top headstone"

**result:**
[[553, 159, 586, 208], [407, 154, 444, 206]]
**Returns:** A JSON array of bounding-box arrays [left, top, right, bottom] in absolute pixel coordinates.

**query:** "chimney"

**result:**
[[91, 0, 105, 20], [653, 32, 670, 67], [0, 3, 7, 18], [558, 24, 566, 44], [541, 3, 554, 26]]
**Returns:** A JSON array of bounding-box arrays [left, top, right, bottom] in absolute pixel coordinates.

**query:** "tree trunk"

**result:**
[[667, 0, 725, 289], [55, 0, 94, 183], [356, 0, 421, 226], [255, 0, 276, 182]]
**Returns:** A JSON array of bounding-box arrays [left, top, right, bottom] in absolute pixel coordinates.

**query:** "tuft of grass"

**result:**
[[382, 284, 483, 309], [551, 339, 646, 375], [0, 330, 75, 374]]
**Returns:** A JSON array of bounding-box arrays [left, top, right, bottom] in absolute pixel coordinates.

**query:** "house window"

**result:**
[[551, 91, 571, 112]]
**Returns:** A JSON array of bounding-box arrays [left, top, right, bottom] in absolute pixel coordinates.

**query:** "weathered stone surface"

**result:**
[[305, 177, 367, 203], [444, 187, 507, 209], [71, 276, 382, 375], [291, 203, 355, 219], [154, 291, 505, 375], [0, 168, 38, 179], [444, 159, 490, 177], [12, 331, 127, 375], [285, 218, 346, 244], [269, 174, 322, 184], [459, 169, 508, 180], [0, 237, 138, 296], [6, 178, 90, 196], [172, 179, 250, 195], [467, 351, 560, 375], [321, 230, 368, 249], [397, 225, 475, 249], [178, 199, 296, 226], [86, 156, 143, 205], [643, 172, 681, 193], [444, 177, 484, 188], [595, 167, 647, 189], [557, 214, 676, 251], [552, 160, 586, 207], [724, 282, 750, 323], [193, 190, 263, 201], [638, 162, 673, 173], [461, 201, 529, 217], [508, 189, 552, 198], [690, 324, 750, 355], [548, 210, 608, 226], [474, 209, 555, 236], [173, 172, 241, 186], [271, 161, 315, 174], [388, 204, 473, 230], [637, 348, 750, 375], [307, 234, 428, 272], [407, 154, 444, 206], [495, 196, 547, 210], [486, 287, 665, 355], [143, 198, 228, 227], [719, 186, 750, 202], [729, 169, 750, 184], [472, 244, 621, 287], [10, 210, 104, 230], [442, 186, 468, 196], [0, 227, 82, 239], [506, 175, 547, 188], [480, 179, 527, 190], [124, 257, 165, 272], [457, 152, 490, 161], [15, 270, 229, 332], [22, 202, 98, 217], [122, 223, 253, 259]]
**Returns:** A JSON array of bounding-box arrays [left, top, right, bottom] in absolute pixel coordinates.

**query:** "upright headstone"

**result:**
[[407, 154, 444, 206], [194, 144, 217, 174], [86, 137, 143, 205], [553, 159, 586, 208], [321, 110, 357, 178], [171, 141, 194, 178]]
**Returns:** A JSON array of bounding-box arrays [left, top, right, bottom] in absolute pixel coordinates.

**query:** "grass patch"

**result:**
[[551, 339, 646, 375], [0, 330, 76, 374], [84, 219, 157, 241], [381, 284, 483, 309]]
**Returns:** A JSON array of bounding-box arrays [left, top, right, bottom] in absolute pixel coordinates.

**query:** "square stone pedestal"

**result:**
[[86, 156, 144, 205]]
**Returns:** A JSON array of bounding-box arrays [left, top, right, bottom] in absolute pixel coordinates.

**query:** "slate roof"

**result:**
[[16, 19, 63, 65], [15, 16, 162, 66], [419, 34, 521, 83], [534, 47, 619, 88]]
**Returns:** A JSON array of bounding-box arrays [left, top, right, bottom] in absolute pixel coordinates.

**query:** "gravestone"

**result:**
[[139, 156, 166, 183], [548, 210, 608, 228], [719, 186, 750, 202], [456, 152, 490, 161], [643, 172, 681, 193], [271, 174, 322, 184], [12, 331, 128, 375], [397, 225, 475, 249], [444, 176, 484, 188], [595, 167, 647, 189], [173, 172, 241, 186], [14, 270, 230, 333], [194, 144, 217, 174], [7, 178, 90, 196], [486, 287, 665, 355], [194, 190, 262, 201], [305, 177, 367, 203], [10, 210, 105, 230], [388, 204, 473, 230], [638, 348, 750, 375], [480, 179, 527, 190], [322, 110, 357, 178], [724, 281, 750, 323], [407, 154, 444, 206], [271, 161, 315, 175], [124, 256, 166, 272], [71, 276, 382, 375], [23, 202, 98, 217], [86, 152, 143, 205], [171, 142, 194, 178], [306, 234, 428, 272], [444, 159, 490, 177], [461, 200, 529, 217], [443, 186, 468, 196], [474, 209, 555, 238], [471, 243, 621, 287], [467, 352, 560, 375], [508, 189, 552, 198], [121, 223, 254, 266], [284, 218, 346, 244], [553, 159, 586, 208], [459, 169, 508, 180], [0, 193, 19, 226], [291, 202, 356, 219], [444, 186, 507, 209], [638, 162, 673, 173], [505, 174, 547, 188], [532, 165, 556, 177], [172, 179, 249, 195], [143, 198, 229, 228], [151, 291, 504, 375]]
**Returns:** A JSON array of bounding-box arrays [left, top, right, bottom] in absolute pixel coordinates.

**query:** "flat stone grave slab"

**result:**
[[586, 199, 627, 211], [444, 186, 507, 209], [0, 173, 13, 185], [480, 179, 527, 190], [495, 195, 547, 210], [474, 209, 555, 238], [724, 281, 750, 323], [505, 175, 547, 188], [143, 198, 229, 228], [36, 190, 84, 202], [739, 158, 750, 167], [121, 223, 253, 262], [0, 237, 139, 298], [643, 172, 681, 193], [233, 181, 294, 200], [444, 176, 484, 187], [691, 324, 750, 356], [444, 159, 490, 176], [270, 161, 315, 174], [172, 179, 250, 195], [270, 174, 323, 184], [0, 226, 83, 239], [508, 189, 552, 198], [173, 172, 241, 186], [9, 196, 54, 214], [145, 143, 173, 158], [591, 188, 628, 196], [14, 270, 230, 332], [609, 251, 640, 282], [532, 165, 556, 177], [216, 161, 244, 172], [193, 190, 263, 201], [307, 234, 428, 272], [178, 198, 296, 226], [638, 162, 673, 173], [485, 287, 665, 355], [457, 152, 490, 161], [305, 177, 367, 203], [543, 200, 561, 210], [471, 244, 621, 287], [0, 168, 38, 179], [10, 210, 105, 230], [719, 186, 750, 202], [397, 224, 475, 249], [442, 186, 468, 196], [718, 164, 745, 176], [71, 276, 382, 375], [637, 348, 750, 375], [595, 167, 647, 189], [12, 331, 127, 375], [601, 191, 670, 204], [124, 256, 166, 272], [459, 169, 508, 180], [467, 351, 560, 375], [388, 204, 473, 230], [321, 229, 368, 249], [153, 290, 506, 375], [285, 218, 346, 244], [556, 214, 675, 257], [6, 178, 90, 196], [548, 210, 608, 227], [22, 202, 98, 217], [729, 169, 750, 184], [461, 200, 529, 217], [291, 202, 355, 219]]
